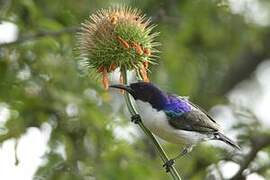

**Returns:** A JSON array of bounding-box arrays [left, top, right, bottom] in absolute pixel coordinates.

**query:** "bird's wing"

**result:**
[[165, 97, 220, 133], [166, 110, 220, 132], [185, 99, 217, 124]]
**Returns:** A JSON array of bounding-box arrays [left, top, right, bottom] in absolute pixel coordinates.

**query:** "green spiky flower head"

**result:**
[[77, 6, 159, 89]]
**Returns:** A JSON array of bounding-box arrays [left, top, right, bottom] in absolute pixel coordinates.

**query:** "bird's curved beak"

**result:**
[[109, 84, 134, 95]]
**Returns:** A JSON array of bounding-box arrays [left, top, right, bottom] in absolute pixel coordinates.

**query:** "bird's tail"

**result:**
[[213, 132, 241, 150]]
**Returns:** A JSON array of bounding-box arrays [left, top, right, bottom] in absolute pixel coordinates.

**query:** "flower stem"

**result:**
[[121, 68, 182, 180]]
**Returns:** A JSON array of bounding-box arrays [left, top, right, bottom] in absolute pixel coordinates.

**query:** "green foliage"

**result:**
[[1, 0, 270, 179]]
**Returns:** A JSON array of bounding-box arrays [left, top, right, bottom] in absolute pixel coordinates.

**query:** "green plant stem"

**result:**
[[121, 68, 181, 180]]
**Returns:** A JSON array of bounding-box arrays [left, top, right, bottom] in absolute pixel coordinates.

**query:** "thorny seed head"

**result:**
[[76, 5, 160, 89]]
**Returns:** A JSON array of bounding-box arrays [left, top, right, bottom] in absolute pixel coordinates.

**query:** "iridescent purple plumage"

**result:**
[[126, 82, 234, 153], [164, 95, 192, 115], [129, 82, 192, 114], [109, 82, 241, 152]]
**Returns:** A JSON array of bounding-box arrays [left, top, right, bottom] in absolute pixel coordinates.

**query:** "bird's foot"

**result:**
[[179, 145, 194, 157], [163, 159, 175, 172], [131, 114, 141, 124], [180, 148, 189, 157]]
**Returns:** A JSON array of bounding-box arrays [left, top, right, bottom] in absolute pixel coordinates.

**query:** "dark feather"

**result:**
[[213, 132, 241, 150], [166, 110, 220, 133], [184, 99, 217, 124]]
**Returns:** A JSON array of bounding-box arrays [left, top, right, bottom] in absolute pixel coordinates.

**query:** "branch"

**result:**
[[230, 134, 270, 180], [121, 69, 182, 180], [0, 26, 79, 47], [219, 32, 270, 95], [219, 50, 267, 95]]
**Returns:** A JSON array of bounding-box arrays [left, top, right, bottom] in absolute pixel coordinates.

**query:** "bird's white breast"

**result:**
[[135, 100, 208, 145]]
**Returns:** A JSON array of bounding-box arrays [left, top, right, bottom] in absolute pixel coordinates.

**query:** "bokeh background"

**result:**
[[0, 0, 270, 179]]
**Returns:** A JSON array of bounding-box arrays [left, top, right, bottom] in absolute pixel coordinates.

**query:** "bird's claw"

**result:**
[[163, 159, 175, 172], [131, 114, 141, 124]]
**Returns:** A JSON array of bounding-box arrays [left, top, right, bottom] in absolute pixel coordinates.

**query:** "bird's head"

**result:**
[[110, 82, 168, 110]]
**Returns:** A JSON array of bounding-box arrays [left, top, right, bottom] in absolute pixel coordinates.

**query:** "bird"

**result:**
[[110, 82, 240, 171]]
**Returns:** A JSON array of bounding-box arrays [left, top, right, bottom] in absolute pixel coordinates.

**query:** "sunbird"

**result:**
[[110, 82, 240, 171]]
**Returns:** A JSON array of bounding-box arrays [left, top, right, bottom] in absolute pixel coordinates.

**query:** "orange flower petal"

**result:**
[[102, 69, 109, 90], [135, 44, 143, 55], [130, 42, 136, 48], [143, 48, 151, 56], [143, 61, 149, 69], [140, 65, 149, 82], [97, 66, 104, 73], [110, 16, 118, 25], [119, 73, 124, 94], [108, 63, 117, 72], [131, 42, 143, 55], [116, 36, 130, 49]]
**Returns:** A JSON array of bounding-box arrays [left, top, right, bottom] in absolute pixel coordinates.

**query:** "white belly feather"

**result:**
[[136, 100, 208, 145]]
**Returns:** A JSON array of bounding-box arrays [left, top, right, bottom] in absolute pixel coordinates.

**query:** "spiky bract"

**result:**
[[78, 6, 159, 75]]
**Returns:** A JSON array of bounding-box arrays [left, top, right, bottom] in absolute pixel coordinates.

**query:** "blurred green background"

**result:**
[[0, 0, 270, 180]]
